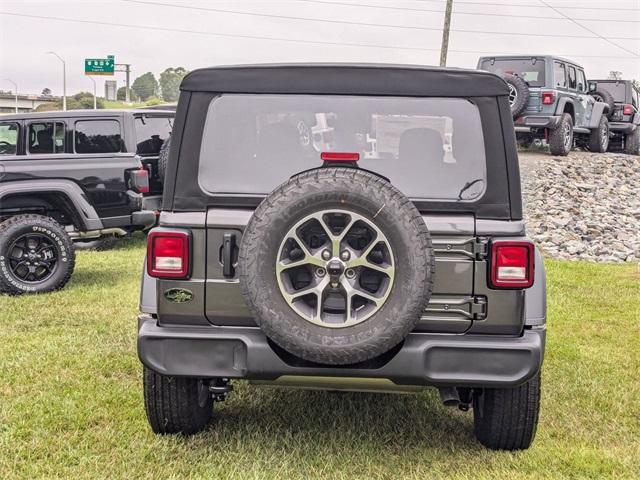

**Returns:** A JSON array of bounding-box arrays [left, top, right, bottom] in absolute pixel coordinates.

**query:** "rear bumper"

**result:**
[[608, 122, 636, 134], [137, 315, 545, 388], [514, 115, 560, 132]]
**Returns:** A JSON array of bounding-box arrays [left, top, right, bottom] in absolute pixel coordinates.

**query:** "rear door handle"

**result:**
[[222, 233, 236, 278]]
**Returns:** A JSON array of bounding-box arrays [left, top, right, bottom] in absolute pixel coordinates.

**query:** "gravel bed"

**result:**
[[519, 151, 640, 263]]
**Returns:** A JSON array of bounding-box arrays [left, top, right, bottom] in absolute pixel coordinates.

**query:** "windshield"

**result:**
[[479, 58, 545, 87], [594, 81, 627, 103], [198, 94, 487, 202], [134, 115, 173, 155]]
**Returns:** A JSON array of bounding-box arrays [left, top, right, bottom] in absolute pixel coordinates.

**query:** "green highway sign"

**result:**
[[85, 55, 115, 75]]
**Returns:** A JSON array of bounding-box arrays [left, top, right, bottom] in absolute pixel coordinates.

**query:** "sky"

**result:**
[[1, 0, 639, 97]]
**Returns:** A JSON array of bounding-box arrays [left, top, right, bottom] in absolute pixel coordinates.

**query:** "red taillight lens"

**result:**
[[321, 152, 360, 162], [131, 168, 150, 193], [542, 92, 555, 105], [490, 241, 534, 289], [147, 230, 190, 278], [623, 104, 633, 115]]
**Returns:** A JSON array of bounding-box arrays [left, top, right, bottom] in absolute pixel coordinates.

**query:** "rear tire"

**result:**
[[548, 113, 573, 156], [0, 214, 75, 295], [624, 127, 640, 155], [587, 115, 610, 153], [143, 366, 213, 435], [473, 373, 541, 450], [157, 136, 171, 184], [590, 90, 615, 119]]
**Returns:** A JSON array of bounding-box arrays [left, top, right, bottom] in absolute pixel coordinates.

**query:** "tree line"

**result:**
[[119, 67, 188, 102]]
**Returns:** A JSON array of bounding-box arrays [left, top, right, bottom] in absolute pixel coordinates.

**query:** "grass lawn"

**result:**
[[1, 237, 638, 479]]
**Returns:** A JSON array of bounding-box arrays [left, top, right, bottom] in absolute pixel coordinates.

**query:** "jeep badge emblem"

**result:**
[[164, 288, 194, 303]]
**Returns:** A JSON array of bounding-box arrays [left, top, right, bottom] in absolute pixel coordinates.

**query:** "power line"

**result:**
[[412, 0, 640, 11], [538, 0, 640, 57], [0, 11, 438, 52], [296, 0, 640, 22], [122, 0, 640, 41], [0, 11, 637, 61]]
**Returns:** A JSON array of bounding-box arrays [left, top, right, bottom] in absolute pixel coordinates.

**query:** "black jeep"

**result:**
[[589, 79, 640, 155], [138, 64, 546, 451], [0, 109, 173, 294]]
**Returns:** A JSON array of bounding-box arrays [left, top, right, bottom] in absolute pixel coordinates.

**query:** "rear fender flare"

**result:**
[[0, 179, 103, 230], [554, 97, 575, 124], [588, 102, 608, 129]]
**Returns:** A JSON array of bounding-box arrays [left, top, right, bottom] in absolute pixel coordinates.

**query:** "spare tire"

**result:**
[[238, 168, 434, 365], [157, 136, 171, 184], [502, 74, 529, 118], [590, 90, 615, 119]]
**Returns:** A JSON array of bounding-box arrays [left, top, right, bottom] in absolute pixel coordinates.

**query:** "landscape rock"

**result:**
[[519, 151, 639, 263]]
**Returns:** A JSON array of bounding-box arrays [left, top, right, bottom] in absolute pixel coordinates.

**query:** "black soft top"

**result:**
[[181, 63, 509, 97]]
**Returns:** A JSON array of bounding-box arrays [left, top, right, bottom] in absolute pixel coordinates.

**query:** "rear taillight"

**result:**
[[490, 241, 534, 289], [147, 230, 190, 278], [321, 152, 360, 162], [131, 168, 150, 193], [623, 104, 633, 115], [542, 92, 555, 105]]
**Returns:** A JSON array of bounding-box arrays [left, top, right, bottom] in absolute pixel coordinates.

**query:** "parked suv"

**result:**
[[588, 79, 640, 155], [138, 64, 546, 450], [0, 109, 173, 294], [477, 55, 610, 155]]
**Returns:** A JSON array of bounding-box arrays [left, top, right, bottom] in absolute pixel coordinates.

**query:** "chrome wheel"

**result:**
[[276, 209, 395, 328], [508, 83, 517, 107]]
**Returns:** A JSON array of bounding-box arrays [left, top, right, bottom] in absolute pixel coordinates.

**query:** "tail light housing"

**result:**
[[541, 92, 555, 105], [623, 104, 633, 115], [490, 241, 535, 289], [131, 168, 150, 193], [147, 230, 190, 278], [321, 152, 360, 162]]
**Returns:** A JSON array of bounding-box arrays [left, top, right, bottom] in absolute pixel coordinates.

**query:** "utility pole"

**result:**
[[4, 79, 18, 113], [88, 76, 97, 109], [116, 63, 132, 103], [439, 0, 454, 67], [46, 51, 67, 110]]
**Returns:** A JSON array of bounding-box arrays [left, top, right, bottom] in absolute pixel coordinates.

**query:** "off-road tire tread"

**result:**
[[548, 113, 573, 156], [0, 214, 75, 295], [239, 168, 434, 365], [473, 373, 541, 450], [590, 90, 615, 119], [143, 366, 213, 435], [624, 127, 640, 155], [158, 136, 171, 184], [587, 115, 609, 153], [502, 74, 529, 118]]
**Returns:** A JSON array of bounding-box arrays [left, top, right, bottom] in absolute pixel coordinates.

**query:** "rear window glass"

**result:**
[[0, 123, 18, 155], [198, 94, 486, 202], [74, 120, 122, 154], [479, 58, 545, 87], [134, 115, 173, 155], [28, 122, 65, 154], [594, 82, 627, 103]]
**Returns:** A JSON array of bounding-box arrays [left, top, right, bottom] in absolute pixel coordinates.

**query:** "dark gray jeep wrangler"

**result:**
[[138, 64, 546, 450]]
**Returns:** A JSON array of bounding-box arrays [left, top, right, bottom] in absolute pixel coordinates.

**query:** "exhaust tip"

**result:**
[[439, 387, 460, 407]]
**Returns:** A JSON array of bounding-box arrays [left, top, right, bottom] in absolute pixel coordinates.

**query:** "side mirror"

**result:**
[[588, 82, 597, 92]]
